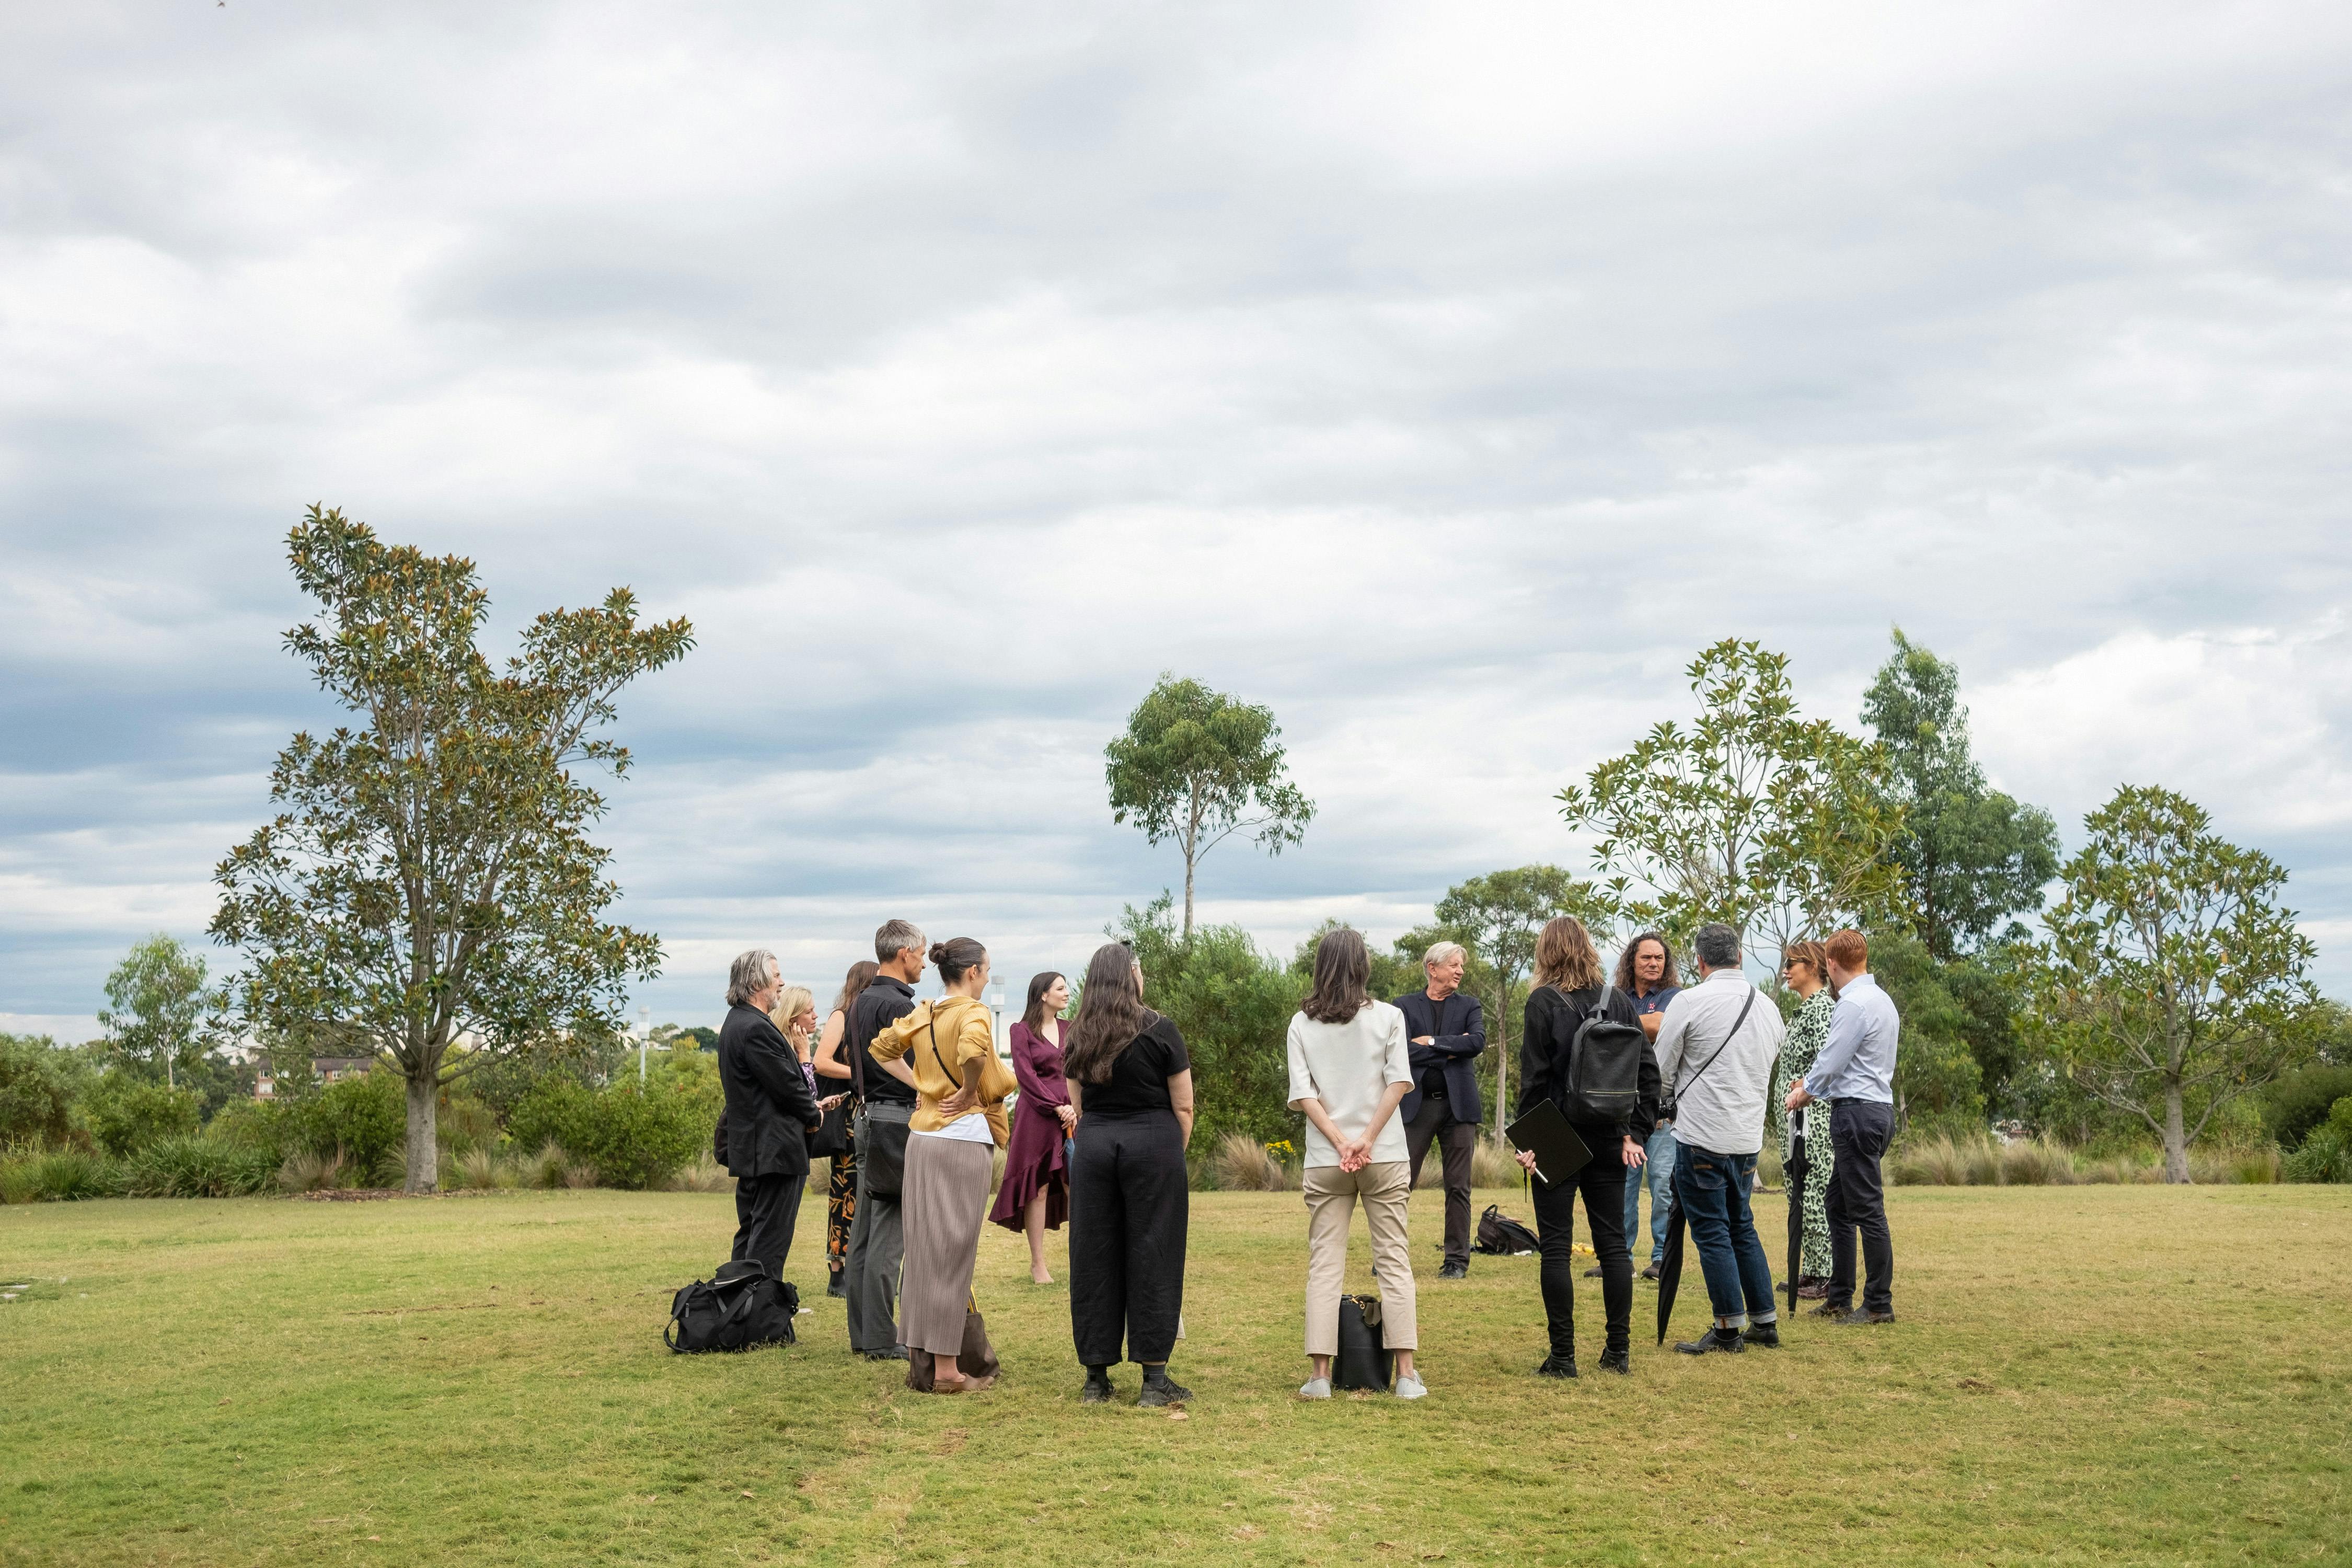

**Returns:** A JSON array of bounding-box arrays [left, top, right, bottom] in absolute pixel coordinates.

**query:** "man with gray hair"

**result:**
[[717, 948, 823, 1285], [1651, 923, 1785, 1356], [1391, 939, 1486, 1279], [839, 919, 927, 1360]]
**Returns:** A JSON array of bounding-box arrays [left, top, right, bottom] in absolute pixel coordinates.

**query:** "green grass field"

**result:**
[[3, 1182, 2347, 1566]]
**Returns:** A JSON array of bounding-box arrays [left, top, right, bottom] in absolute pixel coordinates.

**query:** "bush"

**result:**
[[82, 1075, 202, 1157], [2282, 1097, 2352, 1183], [509, 1077, 705, 1190], [2264, 1067, 2352, 1150], [119, 1136, 281, 1198], [1206, 1132, 1294, 1192], [0, 1033, 87, 1148], [0, 1146, 120, 1203], [296, 1071, 407, 1179], [1117, 897, 1304, 1152]]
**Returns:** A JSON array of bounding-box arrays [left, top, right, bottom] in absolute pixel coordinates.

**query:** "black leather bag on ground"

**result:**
[[1473, 1204, 1540, 1255], [1334, 1295, 1392, 1391], [858, 1104, 911, 1198], [905, 1296, 1001, 1390], [1561, 984, 1650, 1126], [806, 1100, 850, 1161], [665, 1261, 799, 1353]]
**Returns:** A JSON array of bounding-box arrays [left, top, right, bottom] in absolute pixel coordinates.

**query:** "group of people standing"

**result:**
[[709, 909, 1903, 1401]]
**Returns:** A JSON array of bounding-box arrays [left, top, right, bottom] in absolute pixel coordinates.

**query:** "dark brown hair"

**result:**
[[1022, 971, 1066, 1033], [1066, 943, 1151, 1083], [1300, 927, 1371, 1024], [1535, 917, 1607, 991], [928, 937, 987, 985], [1613, 930, 1683, 994], [829, 960, 880, 1022]]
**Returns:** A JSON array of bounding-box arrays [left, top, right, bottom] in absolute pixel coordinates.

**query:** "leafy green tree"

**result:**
[[2030, 785, 2318, 1182], [1861, 932, 1989, 1136], [210, 506, 693, 1192], [0, 1033, 89, 1148], [1434, 866, 1617, 1140], [97, 935, 227, 1092], [1105, 674, 1315, 940], [1114, 895, 1302, 1151], [1558, 639, 1906, 975], [80, 1074, 203, 1157], [1861, 629, 2060, 959]]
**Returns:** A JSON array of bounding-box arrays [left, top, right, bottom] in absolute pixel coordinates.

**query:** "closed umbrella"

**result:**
[[1783, 1105, 1810, 1310], [1653, 1197, 1687, 1345]]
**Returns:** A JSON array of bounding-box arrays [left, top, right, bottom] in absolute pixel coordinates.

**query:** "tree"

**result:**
[[1113, 894, 1301, 1150], [2030, 785, 2318, 1182], [1105, 674, 1315, 940], [0, 1033, 88, 1148], [1861, 629, 2060, 959], [210, 506, 693, 1193], [1558, 639, 1907, 975], [97, 935, 226, 1091], [1434, 865, 1618, 1140]]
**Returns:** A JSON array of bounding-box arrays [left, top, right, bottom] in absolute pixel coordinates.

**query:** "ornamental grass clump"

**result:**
[[1208, 1132, 1292, 1192], [0, 1146, 119, 1203], [118, 1136, 279, 1198]]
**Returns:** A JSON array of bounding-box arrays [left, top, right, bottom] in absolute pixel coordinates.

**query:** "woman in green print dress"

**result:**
[[1775, 940, 1837, 1297]]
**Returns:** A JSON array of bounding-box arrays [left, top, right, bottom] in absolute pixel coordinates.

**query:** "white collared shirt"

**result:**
[[1652, 968, 1785, 1157]]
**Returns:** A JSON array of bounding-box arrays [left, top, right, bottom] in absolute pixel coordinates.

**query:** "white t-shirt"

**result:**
[[1285, 1000, 1415, 1169], [912, 1113, 997, 1145]]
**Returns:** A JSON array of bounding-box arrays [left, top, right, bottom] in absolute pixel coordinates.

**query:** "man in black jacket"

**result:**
[[839, 919, 926, 1360], [1392, 941, 1487, 1279], [718, 947, 823, 1284]]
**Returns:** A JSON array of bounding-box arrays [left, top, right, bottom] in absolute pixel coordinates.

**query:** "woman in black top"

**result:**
[[1063, 942, 1196, 1408], [1515, 916, 1661, 1378]]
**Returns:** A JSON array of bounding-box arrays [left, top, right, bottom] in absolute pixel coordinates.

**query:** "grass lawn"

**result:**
[[2, 1181, 2347, 1566]]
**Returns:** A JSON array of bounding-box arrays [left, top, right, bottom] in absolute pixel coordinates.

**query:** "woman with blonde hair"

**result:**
[[868, 938, 1015, 1393], [814, 960, 881, 1297], [1515, 916, 1659, 1378], [1775, 939, 1837, 1299]]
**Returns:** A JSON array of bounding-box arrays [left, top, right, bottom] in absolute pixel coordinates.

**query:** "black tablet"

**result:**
[[1504, 1099, 1594, 1185]]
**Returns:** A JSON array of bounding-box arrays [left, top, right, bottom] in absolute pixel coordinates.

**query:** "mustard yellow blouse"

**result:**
[[868, 995, 1011, 1148]]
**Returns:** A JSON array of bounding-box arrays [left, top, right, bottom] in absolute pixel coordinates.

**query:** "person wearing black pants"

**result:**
[[716, 948, 822, 1284], [1785, 929, 1901, 1325], [1514, 916, 1659, 1378], [1391, 940, 1486, 1281], [1062, 942, 1197, 1408]]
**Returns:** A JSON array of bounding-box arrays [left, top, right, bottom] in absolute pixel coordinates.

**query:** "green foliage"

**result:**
[[459, 1024, 636, 1122], [97, 934, 229, 1102], [0, 1033, 88, 1148], [1865, 932, 1989, 1136], [304, 1070, 408, 1178], [1430, 866, 1616, 1135], [80, 1074, 203, 1158], [506, 1075, 708, 1190], [1105, 674, 1315, 938], [209, 505, 693, 1191], [117, 1136, 282, 1198], [0, 1146, 119, 1203], [1861, 630, 2060, 960], [2280, 1097, 2352, 1183], [1558, 638, 1907, 968], [2263, 1064, 2352, 1150], [2030, 785, 2319, 1182], [1116, 895, 1302, 1151]]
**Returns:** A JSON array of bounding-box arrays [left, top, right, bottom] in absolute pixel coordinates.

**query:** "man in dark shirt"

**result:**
[[840, 919, 926, 1359], [717, 948, 823, 1284], [1391, 941, 1487, 1280], [1610, 931, 1684, 1280]]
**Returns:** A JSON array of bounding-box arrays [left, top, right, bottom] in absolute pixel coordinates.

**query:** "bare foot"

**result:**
[[1031, 1270, 1053, 1285]]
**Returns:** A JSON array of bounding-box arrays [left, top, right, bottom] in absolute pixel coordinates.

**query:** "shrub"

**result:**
[[120, 1136, 282, 1198], [1470, 1136, 1523, 1189], [508, 1076, 706, 1190], [2264, 1067, 2352, 1150], [2282, 1097, 2352, 1183], [0, 1033, 86, 1147], [306, 1071, 406, 1176], [1207, 1132, 1293, 1192], [664, 1151, 733, 1193], [1, 1146, 120, 1203], [82, 1075, 203, 1157], [278, 1149, 353, 1193], [1998, 1137, 2078, 1187]]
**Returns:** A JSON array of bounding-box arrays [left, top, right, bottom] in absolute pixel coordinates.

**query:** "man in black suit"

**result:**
[[1392, 940, 1488, 1279], [718, 947, 822, 1284]]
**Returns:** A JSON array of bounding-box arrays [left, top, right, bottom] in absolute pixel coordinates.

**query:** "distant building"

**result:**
[[253, 1054, 375, 1100]]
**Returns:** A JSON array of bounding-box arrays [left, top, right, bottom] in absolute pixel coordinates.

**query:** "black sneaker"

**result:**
[[862, 1346, 910, 1362], [1080, 1373, 1114, 1405], [1535, 1353, 1579, 1379], [1638, 1261, 1663, 1282], [1583, 1265, 1605, 1278], [1742, 1323, 1781, 1348], [1837, 1308, 1896, 1326], [1439, 1262, 1467, 1281], [1596, 1347, 1631, 1376], [1137, 1371, 1192, 1407], [1673, 1328, 1745, 1356]]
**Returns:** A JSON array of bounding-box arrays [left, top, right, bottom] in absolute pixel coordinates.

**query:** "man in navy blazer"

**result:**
[[1391, 941, 1488, 1279]]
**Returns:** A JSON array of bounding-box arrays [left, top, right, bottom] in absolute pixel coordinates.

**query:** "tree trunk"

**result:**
[[2162, 1079, 2190, 1184], [405, 1067, 439, 1194], [1182, 852, 1195, 942]]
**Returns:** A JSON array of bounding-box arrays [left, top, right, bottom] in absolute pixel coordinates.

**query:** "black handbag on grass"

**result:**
[[665, 1260, 798, 1353], [1334, 1295, 1392, 1391], [1473, 1204, 1540, 1255]]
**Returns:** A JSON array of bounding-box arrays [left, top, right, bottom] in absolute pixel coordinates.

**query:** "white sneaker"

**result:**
[[1297, 1377, 1332, 1400], [1393, 1374, 1427, 1400]]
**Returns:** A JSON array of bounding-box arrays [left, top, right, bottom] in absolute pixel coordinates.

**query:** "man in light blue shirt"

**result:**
[[1785, 928, 1899, 1323]]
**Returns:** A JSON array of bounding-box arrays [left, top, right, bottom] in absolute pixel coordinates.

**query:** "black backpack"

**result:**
[[665, 1261, 799, 1354], [1558, 984, 1648, 1126], [1473, 1203, 1539, 1255]]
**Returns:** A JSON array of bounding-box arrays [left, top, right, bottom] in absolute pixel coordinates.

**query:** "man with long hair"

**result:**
[[1604, 931, 1684, 1282]]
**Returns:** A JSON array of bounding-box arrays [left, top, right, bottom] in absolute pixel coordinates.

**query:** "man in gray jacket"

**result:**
[[1653, 923, 1786, 1356]]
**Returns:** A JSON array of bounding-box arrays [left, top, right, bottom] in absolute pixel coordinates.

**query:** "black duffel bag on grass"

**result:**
[[1472, 1203, 1539, 1255], [665, 1260, 798, 1353]]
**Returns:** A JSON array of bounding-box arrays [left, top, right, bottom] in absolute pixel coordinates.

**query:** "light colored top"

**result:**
[[912, 1113, 998, 1145], [1285, 1000, 1414, 1168], [1807, 972, 1900, 1104], [867, 995, 1011, 1147], [1653, 968, 1786, 1157]]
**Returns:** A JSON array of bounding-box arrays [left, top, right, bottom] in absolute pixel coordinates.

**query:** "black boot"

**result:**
[[1674, 1325, 1745, 1356], [1535, 1352, 1579, 1379], [1137, 1366, 1192, 1406], [1742, 1322, 1781, 1348], [1080, 1365, 1114, 1404], [1596, 1345, 1631, 1376]]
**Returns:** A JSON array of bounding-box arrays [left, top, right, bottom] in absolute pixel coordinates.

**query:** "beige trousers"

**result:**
[[1301, 1160, 1417, 1356]]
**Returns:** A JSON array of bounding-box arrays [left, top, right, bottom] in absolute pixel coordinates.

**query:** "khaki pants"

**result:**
[[1302, 1161, 1417, 1356]]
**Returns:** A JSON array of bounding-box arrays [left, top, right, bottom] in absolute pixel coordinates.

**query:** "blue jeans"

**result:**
[[1622, 1127, 1677, 1262], [1671, 1140, 1777, 1328]]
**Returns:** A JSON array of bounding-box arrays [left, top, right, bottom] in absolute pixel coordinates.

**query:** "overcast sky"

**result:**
[[5, 2, 2349, 1038]]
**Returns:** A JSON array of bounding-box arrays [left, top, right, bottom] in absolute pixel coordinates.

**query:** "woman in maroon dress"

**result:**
[[988, 971, 1076, 1282]]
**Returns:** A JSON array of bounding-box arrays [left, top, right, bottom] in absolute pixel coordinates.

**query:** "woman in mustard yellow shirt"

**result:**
[[868, 937, 1012, 1392]]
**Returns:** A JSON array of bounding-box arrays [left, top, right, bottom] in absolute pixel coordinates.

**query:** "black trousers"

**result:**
[[1531, 1149, 1631, 1357], [1069, 1111, 1189, 1367], [732, 1171, 807, 1286], [1403, 1093, 1477, 1270], [1826, 1099, 1895, 1313]]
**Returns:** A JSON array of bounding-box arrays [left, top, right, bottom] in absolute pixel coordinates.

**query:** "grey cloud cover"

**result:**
[[4, 1, 2349, 1034]]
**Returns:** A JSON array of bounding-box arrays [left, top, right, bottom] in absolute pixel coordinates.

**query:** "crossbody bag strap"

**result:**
[[1673, 988, 1759, 1103], [928, 1010, 965, 1090]]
